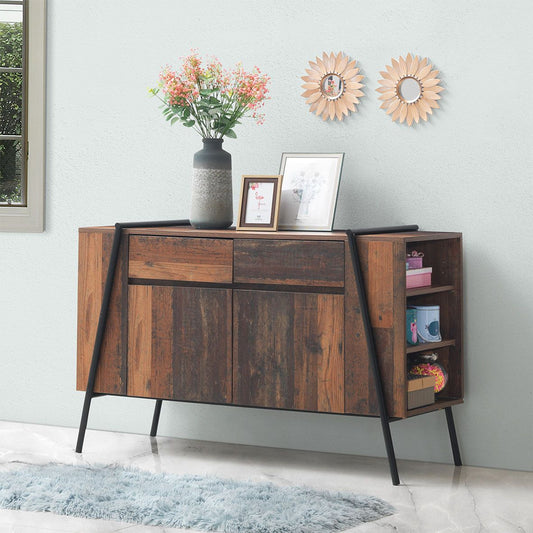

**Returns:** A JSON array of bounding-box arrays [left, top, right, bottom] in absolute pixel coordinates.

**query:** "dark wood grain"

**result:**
[[127, 285, 232, 403], [234, 240, 344, 287], [233, 290, 344, 413], [77, 229, 128, 394], [129, 235, 233, 283], [344, 238, 377, 415], [351, 238, 407, 418]]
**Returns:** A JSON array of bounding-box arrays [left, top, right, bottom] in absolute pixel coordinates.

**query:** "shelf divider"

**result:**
[[406, 339, 455, 354], [406, 284, 455, 297]]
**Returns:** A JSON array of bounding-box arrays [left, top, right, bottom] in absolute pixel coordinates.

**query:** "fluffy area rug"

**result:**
[[0, 463, 394, 532]]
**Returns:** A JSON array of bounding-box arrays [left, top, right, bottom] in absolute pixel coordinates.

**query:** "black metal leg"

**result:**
[[150, 400, 163, 437], [76, 219, 190, 453], [346, 226, 418, 486], [379, 417, 400, 485], [76, 394, 93, 453], [76, 223, 124, 453], [445, 407, 462, 466]]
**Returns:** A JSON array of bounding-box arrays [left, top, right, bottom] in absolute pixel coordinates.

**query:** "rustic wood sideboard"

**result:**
[[76, 223, 463, 484]]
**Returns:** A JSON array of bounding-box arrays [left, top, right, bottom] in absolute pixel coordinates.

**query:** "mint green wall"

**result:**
[[1, 0, 532, 471]]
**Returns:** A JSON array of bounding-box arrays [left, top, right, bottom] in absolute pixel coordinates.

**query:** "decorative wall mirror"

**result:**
[[301, 52, 365, 121], [377, 54, 443, 126]]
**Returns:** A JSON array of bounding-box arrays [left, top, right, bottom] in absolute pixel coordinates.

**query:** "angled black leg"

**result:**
[[76, 219, 190, 453], [76, 223, 124, 453], [150, 400, 163, 437], [445, 407, 462, 466], [346, 226, 419, 486]]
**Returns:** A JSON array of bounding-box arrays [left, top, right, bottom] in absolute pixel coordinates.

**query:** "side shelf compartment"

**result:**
[[355, 232, 463, 418]]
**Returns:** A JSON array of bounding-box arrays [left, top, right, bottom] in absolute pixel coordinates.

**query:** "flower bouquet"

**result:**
[[150, 51, 270, 139], [150, 51, 270, 229]]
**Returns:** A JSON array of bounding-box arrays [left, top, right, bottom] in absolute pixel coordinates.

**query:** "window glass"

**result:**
[[0, 1, 24, 205]]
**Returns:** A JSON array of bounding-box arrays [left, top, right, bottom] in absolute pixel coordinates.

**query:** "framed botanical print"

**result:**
[[236, 175, 283, 231], [278, 153, 344, 231]]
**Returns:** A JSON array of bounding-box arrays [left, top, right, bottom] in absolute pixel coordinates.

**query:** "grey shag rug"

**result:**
[[0, 463, 394, 532]]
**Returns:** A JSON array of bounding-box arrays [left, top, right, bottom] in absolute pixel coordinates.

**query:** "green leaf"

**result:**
[[183, 120, 196, 127], [170, 117, 180, 125], [208, 96, 221, 105], [224, 129, 237, 139], [199, 89, 213, 97]]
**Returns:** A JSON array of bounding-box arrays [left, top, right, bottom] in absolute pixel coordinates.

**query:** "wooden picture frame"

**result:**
[[278, 153, 344, 231], [236, 175, 283, 231]]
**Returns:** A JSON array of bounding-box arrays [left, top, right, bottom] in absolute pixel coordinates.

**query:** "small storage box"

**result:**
[[407, 375, 435, 409], [406, 267, 432, 289], [406, 256, 423, 269]]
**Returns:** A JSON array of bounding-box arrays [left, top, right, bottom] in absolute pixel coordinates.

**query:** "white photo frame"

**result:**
[[278, 153, 344, 231]]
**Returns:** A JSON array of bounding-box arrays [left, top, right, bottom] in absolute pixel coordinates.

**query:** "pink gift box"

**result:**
[[406, 267, 432, 289], [406, 256, 423, 269]]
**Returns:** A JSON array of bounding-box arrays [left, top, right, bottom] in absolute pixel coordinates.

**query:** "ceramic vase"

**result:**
[[190, 138, 233, 229]]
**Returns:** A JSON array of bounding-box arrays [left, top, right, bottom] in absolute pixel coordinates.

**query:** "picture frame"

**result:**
[[236, 175, 283, 231], [278, 153, 344, 231]]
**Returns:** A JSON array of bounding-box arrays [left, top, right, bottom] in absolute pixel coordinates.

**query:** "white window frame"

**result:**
[[0, 0, 45, 232]]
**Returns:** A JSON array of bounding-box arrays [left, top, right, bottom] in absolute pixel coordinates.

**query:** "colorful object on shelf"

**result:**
[[410, 363, 448, 393], [407, 374, 435, 409], [411, 305, 441, 342], [406, 267, 432, 289], [406, 250, 424, 270], [406, 308, 417, 345]]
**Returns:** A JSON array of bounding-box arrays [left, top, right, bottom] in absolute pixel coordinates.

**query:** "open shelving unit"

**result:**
[[355, 231, 463, 420]]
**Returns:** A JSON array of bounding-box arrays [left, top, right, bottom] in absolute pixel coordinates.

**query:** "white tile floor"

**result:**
[[0, 420, 531, 532]]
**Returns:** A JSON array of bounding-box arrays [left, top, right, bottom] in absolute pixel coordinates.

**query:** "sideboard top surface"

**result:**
[[79, 226, 461, 242]]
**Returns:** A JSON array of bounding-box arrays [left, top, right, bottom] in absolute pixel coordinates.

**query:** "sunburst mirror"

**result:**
[[301, 52, 365, 121], [377, 54, 443, 126]]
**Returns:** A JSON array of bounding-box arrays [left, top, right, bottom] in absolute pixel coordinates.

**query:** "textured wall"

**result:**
[[1, 0, 532, 471]]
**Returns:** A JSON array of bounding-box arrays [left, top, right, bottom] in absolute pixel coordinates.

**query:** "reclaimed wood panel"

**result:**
[[233, 290, 344, 413], [234, 240, 344, 287], [127, 285, 232, 403], [129, 236, 232, 283], [76, 229, 128, 394], [348, 238, 406, 418], [343, 238, 378, 415]]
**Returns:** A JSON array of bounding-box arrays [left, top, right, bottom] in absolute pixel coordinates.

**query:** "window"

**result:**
[[0, 0, 45, 232]]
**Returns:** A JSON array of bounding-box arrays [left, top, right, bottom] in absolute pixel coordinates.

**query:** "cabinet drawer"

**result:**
[[234, 239, 344, 287], [129, 236, 233, 283]]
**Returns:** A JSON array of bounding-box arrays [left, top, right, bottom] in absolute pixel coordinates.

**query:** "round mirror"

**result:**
[[378, 54, 443, 126], [398, 76, 422, 103], [321, 74, 344, 100], [302, 52, 365, 121]]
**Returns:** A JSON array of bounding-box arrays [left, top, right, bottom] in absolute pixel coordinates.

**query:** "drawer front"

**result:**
[[129, 236, 233, 283], [234, 239, 344, 287]]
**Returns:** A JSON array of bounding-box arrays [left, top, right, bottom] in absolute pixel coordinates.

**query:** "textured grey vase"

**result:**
[[191, 138, 233, 229]]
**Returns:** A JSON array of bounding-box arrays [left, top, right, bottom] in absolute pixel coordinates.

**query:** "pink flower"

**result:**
[[151, 51, 271, 137]]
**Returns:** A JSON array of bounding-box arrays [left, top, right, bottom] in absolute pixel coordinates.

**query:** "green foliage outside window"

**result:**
[[0, 20, 23, 204]]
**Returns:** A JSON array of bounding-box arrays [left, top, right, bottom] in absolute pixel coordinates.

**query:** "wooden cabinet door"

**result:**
[[233, 290, 344, 413], [128, 285, 232, 403]]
